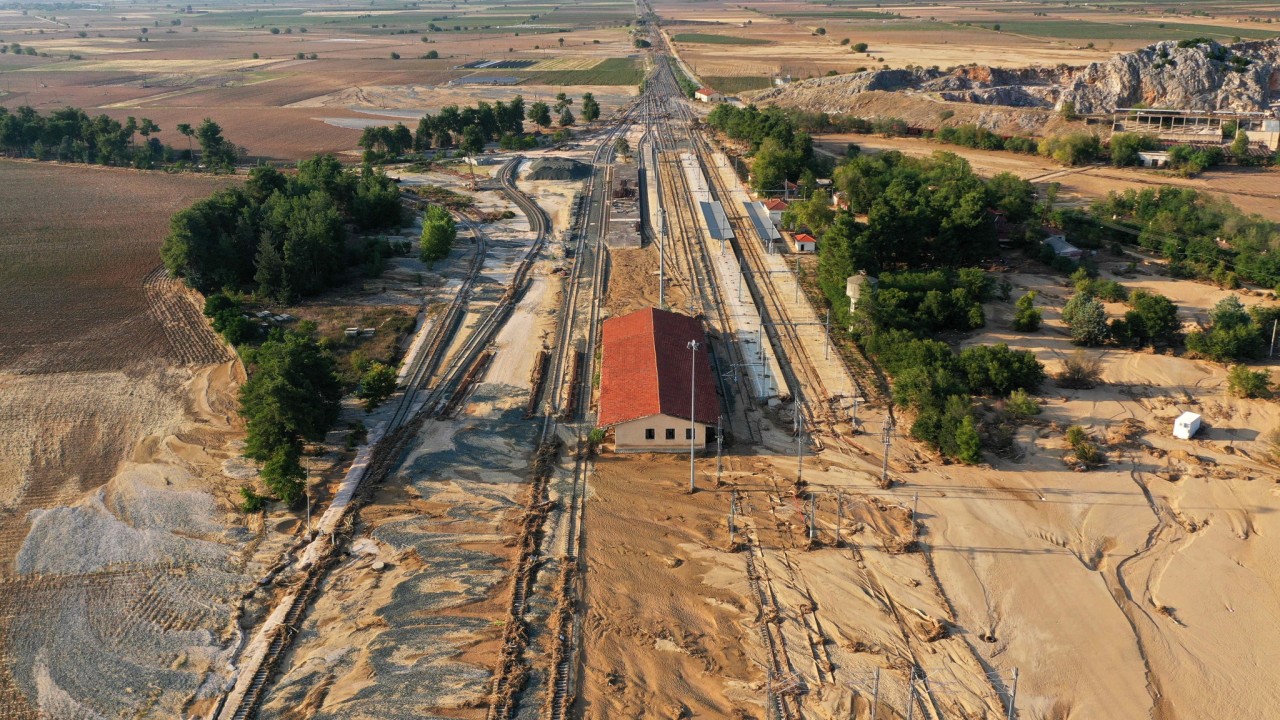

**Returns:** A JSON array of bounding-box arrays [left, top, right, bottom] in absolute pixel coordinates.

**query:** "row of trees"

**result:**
[[240, 329, 343, 504], [1092, 186, 1280, 290], [0, 106, 238, 170], [161, 156, 402, 302], [357, 92, 599, 163], [704, 103, 826, 194]]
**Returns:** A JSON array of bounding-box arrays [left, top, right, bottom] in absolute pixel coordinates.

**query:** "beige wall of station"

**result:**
[[614, 414, 714, 453]]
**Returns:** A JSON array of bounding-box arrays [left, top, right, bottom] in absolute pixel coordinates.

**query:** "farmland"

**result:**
[[654, 0, 1280, 82], [0, 0, 641, 160], [671, 32, 774, 45], [0, 160, 299, 719]]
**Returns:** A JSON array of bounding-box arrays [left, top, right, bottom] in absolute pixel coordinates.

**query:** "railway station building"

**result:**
[[598, 307, 720, 452]]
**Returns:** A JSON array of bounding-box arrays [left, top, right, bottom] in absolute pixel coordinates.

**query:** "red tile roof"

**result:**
[[696, 87, 718, 96], [598, 307, 720, 428], [794, 233, 816, 244], [764, 199, 789, 211]]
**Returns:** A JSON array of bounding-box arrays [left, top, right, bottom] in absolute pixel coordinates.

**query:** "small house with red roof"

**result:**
[[763, 198, 789, 226], [598, 307, 720, 452], [790, 233, 816, 253], [694, 87, 723, 103]]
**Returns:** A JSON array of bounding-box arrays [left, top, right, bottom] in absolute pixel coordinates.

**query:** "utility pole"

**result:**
[[870, 668, 880, 720], [687, 339, 699, 493], [835, 490, 843, 547], [729, 489, 737, 546], [881, 418, 894, 486], [1007, 668, 1020, 720], [808, 493, 816, 543], [659, 207, 667, 309], [795, 394, 803, 486], [824, 308, 831, 359], [716, 415, 723, 484], [794, 257, 801, 302], [304, 465, 311, 533], [1271, 318, 1277, 358]]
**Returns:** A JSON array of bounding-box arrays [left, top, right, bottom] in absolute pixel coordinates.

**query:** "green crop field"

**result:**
[[520, 57, 643, 85], [779, 10, 902, 19], [671, 32, 773, 45], [989, 19, 1280, 40], [703, 75, 774, 93]]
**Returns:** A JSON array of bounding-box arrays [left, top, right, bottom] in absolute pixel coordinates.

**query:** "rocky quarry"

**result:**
[[748, 39, 1280, 131]]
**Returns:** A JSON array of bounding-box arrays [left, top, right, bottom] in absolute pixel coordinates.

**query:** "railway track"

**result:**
[[484, 99, 642, 720], [644, 62, 762, 445], [216, 162, 546, 720]]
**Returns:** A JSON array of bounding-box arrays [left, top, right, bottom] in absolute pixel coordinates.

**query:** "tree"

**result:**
[[986, 172, 1036, 222], [614, 135, 631, 158], [1109, 132, 1156, 167], [389, 51, 400, 59], [955, 415, 981, 464], [419, 205, 457, 263], [460, 125, 485, 157], [1227, 364, 1271, 398], [529, 101, 552, 128], [1125, 290, 1179, 347], [1231, 129, 1250, 157], [1062, 292, 1109, 346], [1038, 132, 1100, 166], [238, 330, 342, 503], [1186, 296, 1266, 362], [852, 42, 868, 52], [358, 362, 398, 409], [956, 343, 1045, 396], [176, 122, 194, 156], [195, 117, 237, 171], [581, 92, 600, 122], [558, 107, 575, 127], [1012, 291, 1041, 331], [260, 444, 306, 504]]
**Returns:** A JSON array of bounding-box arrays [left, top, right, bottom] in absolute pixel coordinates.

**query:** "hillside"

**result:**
[[747, 38, 1280, 124]]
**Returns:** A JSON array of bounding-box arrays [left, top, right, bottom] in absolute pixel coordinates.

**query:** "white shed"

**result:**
[[1173, 411, 1201, 440]]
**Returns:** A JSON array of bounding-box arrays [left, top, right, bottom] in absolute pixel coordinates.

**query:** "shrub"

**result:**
[[1062, 293, 1109, 346], [957, 344, 1046, 396], [239, 486, 266, 513], [1006, 388, 1040, 417], [1065, 425, 1103, 466], [1012, 291, 1041, 331], [956, 415, 982, 464], [1038, 132, 1101, 166], [1185, 296, 1266, 362], [1057, 349, 1103, 388], [357, 361, 398, 410], [1227, 364, 1271, 398]]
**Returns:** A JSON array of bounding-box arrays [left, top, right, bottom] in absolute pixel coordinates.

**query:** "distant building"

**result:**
[[598, 308, 720, 452], [1137, 150, 1169, 168], [790, 233, 816, 253], [763, 198, 789, 226], [1044, 231, 1082, 260], [773, 75, 793, 87], [694, 87, 723, 103]]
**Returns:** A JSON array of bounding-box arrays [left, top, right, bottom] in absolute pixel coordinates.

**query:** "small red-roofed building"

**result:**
[[790, 233, 816, 253], [694, 87, 723, 103]]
